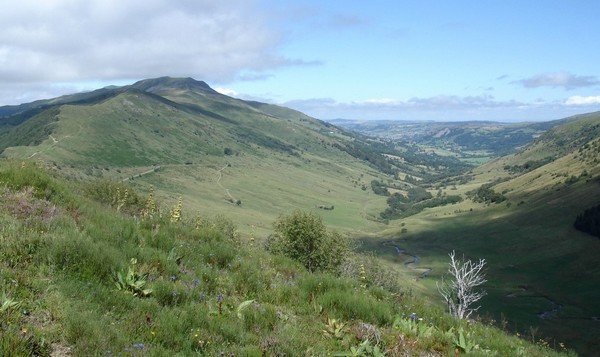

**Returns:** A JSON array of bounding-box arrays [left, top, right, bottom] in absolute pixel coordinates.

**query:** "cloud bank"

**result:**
[[281, 94, 600, 122], [0, 0, 298, 99], [514, 72, 599, 89], [565, 96, 600, 105]]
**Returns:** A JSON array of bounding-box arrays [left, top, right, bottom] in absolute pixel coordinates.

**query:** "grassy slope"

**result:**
[[0, 82, 389, 235], [0, 161, 571, 356], [362, 114, 600, 355]]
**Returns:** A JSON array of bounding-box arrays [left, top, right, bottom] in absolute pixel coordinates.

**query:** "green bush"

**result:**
[[266, 210, 348, 273]]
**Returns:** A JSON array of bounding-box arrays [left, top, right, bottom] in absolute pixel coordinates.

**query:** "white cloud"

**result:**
[[363, 98, 398, 104], [514, 72, 599, 89], [214, 87, 238, 97], [0, 0, 312, 104], [565, 95, 600, 105]]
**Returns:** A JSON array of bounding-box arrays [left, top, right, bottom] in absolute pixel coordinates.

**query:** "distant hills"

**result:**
[[330, 118, 570, 157]]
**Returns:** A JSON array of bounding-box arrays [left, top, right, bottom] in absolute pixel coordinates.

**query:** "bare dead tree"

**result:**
[[437, 250, 487, 319]]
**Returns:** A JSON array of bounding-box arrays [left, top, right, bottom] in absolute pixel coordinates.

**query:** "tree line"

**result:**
[[574, 204, 600, 238]]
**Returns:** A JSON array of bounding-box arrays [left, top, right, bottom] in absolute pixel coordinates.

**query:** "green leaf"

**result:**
[[236, 299, 255, 319]]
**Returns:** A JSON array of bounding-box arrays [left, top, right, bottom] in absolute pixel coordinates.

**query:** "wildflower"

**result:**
[[217, 293, 224, 315], [144, 186, 157, 217], [410, 313, 418, 321], [192, 278, 200, 288], [170, 274, 177, 282], [133, 343, 145, 349], [170, 196, 183, 223], [249, 225, 256, 246], [359, 264, 367, 288], [195, 213, 202, 230]]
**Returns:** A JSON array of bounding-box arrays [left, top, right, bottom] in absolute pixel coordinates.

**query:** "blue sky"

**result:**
[[1, 1, 600, 121]]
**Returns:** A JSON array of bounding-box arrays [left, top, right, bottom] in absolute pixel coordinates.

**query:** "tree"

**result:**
[[266, 210, 347, 273], [437, 251, 487, 320]]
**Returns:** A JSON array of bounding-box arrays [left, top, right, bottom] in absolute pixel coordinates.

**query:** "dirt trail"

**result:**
[[122, 166, 161, 182], [24, 127, 77, 160], [216, 164, 238, 203]]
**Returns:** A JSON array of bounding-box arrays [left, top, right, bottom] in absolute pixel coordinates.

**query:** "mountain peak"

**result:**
[[131, 76, 217, 94]]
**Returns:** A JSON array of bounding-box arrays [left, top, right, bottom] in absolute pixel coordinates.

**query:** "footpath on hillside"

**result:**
[[216, 163, 239, 204]]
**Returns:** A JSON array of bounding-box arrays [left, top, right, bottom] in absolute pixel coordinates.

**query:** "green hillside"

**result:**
[[0, 161, 572, 356], [0, 78, 391, 235], [361, 113, 600, 355], [1, 77, 597, 355]]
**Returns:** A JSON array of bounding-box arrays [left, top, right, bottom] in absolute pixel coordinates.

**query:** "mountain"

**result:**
[[0, 77, 395, 235]]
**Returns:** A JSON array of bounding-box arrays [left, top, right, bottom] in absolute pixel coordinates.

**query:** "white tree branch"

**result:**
[[437, 250, 487, 319]]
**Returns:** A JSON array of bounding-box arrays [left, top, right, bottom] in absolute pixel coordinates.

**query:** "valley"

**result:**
[[0, 77, 599, 355]]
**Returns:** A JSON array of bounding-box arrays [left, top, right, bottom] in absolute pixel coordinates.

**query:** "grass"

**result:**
[[0, 160, 574, 356], [356, 141, 600, 355]]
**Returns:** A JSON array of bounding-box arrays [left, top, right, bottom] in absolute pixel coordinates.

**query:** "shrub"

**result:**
[[266, 210, 348, 273]]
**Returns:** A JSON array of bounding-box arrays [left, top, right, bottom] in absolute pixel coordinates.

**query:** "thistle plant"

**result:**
[[170, 196, 183, 223], [115, 258, 152, 297]]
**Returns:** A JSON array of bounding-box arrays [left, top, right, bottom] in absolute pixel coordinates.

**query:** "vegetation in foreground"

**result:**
[[0, 161, 573, 356]]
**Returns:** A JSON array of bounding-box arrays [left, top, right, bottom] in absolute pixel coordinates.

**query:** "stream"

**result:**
[[381, 241, 432, 280]]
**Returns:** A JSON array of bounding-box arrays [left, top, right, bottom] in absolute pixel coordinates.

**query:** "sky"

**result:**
[[2, 0, 600, 122]]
